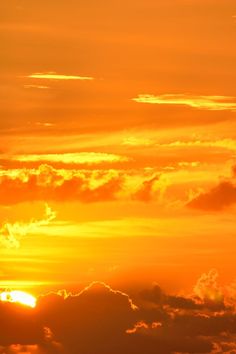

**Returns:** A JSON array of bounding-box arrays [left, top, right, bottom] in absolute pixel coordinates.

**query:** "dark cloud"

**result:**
[[188, 166, 236, 211], [0, 302, 42, 346], [1, 275, 236, 354], [139, 270, 226, 312], [188, 180, 236, 211]]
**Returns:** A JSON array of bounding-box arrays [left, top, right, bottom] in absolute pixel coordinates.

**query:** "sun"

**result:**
[[0, 290, 37, 308]]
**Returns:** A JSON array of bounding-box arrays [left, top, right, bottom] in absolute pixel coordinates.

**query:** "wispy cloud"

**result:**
[[35, 122, 55, 127], [0, 204, 56, 248], [26, 72, 94, 81], [9, 152, 130, 165], [156, 138, 236, 150], [122, 136, 154, 146], [132, 94, 236, 111], [122, 135, 236, 151], [24, 84, 50, 89]]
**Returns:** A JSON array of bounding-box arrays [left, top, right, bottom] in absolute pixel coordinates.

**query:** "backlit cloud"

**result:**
[[193, 269, 224, 306], [132, 94, 236, 111], [1, 273, 236, 354]]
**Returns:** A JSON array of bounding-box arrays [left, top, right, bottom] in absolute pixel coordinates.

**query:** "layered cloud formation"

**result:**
[[0, 165, 161, 205]]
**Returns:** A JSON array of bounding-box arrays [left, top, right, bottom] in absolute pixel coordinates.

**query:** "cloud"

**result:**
[[123, 135, 236, 153], [132, 174, 160, 202], [9, 152, 131, 165], [132, 94, 236, 111], [35, 122, 55, 127], [34, 282, 139, 354], [139, 270, 226, 312], [187, 164, 236, 211], [1, 275, 236, 354], [26, 72, 94, 81], [156, 138, 236, 151], [0, 204, 56, 248], [0, 303, 43, 346], [0, 165, 124, 205], [122, 136, 154, 146], [0, 165, 165, 205], [140, 283, 201, 310], [24, 84, 50, 89], [193, 269, 224, 305], [188, 180, 236, 211]]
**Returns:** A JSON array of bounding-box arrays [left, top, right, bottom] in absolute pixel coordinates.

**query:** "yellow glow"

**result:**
[[0, 280, 53, 288], [27, 72, 94, 80], [132, 94, 236, 111], [0, 290, 37, 308]]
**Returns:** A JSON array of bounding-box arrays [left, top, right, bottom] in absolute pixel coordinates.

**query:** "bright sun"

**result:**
[[0, 290, 37, 308]]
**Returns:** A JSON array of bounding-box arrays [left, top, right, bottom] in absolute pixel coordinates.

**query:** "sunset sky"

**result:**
[[1, 1, 236, 353]]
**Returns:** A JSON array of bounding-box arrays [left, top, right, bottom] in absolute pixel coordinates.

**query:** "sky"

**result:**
[[1, 0, 236, 353]]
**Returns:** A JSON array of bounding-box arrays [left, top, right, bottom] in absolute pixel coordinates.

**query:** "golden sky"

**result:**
[[1, 1, 236, 353]]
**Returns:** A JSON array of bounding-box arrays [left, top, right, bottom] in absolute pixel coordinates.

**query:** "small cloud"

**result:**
[[178, 161, 200, 168], [26, 72, 94, 81], [122, 136, 154, 147], [24, 84, 50, 89], [126, 321, 149, 334], [132, 94, 236, 111], [35, 122, 55, 127], [0, 204, 56, 248]]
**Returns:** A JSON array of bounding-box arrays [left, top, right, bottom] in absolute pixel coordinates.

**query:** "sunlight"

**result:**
[[0, 290, 37, 308]]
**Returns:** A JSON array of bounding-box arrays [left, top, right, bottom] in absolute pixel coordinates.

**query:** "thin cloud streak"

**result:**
[[132, 94, 236, 111], [9, 152, 131, 165], [122, 136, 236, 151], [26, 72, 94, 81], [24, 85, 50, 89]]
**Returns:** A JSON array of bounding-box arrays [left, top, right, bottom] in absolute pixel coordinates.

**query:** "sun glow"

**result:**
[[0, 291, 37, 308]]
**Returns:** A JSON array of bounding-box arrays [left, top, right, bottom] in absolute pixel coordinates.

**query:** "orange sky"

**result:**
[[1, 0, 236, 298], [2, 1, 236, 353]]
